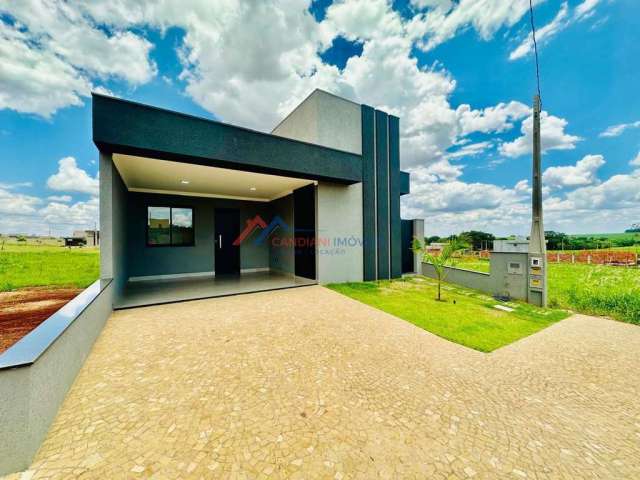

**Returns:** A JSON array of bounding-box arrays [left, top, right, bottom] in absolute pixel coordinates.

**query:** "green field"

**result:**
[[0, 243, 100, 291], [329, 277, 568, 352], [457, 257, 640, 324], [569, 232, 639, 241]]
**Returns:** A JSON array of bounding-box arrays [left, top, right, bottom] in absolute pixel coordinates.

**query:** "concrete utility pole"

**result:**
[[528, 95, 547, 307]]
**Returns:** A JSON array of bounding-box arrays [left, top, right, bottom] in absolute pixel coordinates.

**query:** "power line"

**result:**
[[529, 0, 542, 105]]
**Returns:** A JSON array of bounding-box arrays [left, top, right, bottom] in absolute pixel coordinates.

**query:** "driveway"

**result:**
[[14, 286, 640, 479]]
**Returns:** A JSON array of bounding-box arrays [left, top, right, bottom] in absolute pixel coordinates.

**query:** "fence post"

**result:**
[[572, 254, 575, 264]]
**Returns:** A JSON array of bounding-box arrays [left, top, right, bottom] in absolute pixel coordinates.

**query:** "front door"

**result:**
[[214, 208, 240, 275], [294, 184, 316, 279]]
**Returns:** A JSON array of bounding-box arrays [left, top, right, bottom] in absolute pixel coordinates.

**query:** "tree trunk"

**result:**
[[437, 276, 441, 301]]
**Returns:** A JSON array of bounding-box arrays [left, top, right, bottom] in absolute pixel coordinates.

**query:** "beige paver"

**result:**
[[10, 286, 640, 479]]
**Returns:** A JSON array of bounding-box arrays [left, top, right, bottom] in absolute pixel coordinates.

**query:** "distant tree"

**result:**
[[17, 235, 26, 243], [412, 236, 467, 301], [425, 235, 441, 244], [625, 223, 640, 233], [459, 230, 495, 251], [545, 231, 569, 250]]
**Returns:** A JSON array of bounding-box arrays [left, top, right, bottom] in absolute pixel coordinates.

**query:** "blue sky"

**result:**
[[1, 0, 638, 236]]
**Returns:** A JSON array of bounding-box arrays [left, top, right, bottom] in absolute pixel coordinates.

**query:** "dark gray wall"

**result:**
[[361, 106, 377, 281], [99, 153, 128, 302], [93, 94, 362, 183], [389, 115, 402, 278], [125, 192, 272, 278], [375, 109, 390, 279], [268, 194, 294, 274], [361, 106, 402, 281], [112, 166, 129, 293]]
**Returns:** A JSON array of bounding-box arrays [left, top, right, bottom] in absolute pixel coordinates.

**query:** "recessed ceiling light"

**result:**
[[181, 180, 190, 185], [249, 187, 257, 191]]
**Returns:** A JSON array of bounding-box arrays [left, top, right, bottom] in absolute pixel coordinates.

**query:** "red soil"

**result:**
[[0, 288, 80, 354]]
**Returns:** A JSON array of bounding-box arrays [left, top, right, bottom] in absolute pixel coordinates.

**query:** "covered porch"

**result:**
[[118, 271, 316, 309], [106, 153, 320, 308]]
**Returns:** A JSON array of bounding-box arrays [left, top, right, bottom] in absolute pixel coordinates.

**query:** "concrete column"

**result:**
[[412, 219, 424, 274], [99, 152, 113, 280]]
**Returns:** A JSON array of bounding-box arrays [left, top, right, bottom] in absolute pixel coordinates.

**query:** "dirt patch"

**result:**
[[0, 287, 81, 354]]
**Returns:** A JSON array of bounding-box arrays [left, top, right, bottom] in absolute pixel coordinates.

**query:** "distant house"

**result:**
[[64, 230, 100, 247], [426, 243, 446, 256]]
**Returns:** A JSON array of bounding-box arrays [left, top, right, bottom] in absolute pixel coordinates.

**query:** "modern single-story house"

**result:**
[[96, 89, 418, 307], [0, 90, 425, 475]]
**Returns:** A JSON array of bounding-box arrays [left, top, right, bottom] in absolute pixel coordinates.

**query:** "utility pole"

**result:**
[[528, 95, 547, 307]]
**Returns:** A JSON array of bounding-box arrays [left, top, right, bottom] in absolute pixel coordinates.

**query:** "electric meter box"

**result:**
[[507, 262, 523, 275]]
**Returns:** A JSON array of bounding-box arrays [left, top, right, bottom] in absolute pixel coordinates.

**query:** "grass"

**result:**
[[457, 257, 640, 324], [328, 276, 569, 352], [0, 243, 100, 291], [569, 232, 639, 241]]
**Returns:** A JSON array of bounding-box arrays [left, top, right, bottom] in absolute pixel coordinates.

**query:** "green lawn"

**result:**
[[0, 244, 100, 291], [457, 257, 640, 324], [328, 276, 568, 352]]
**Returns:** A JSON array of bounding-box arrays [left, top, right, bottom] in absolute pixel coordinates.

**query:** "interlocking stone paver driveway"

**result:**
[[15, 286, 640, 479]]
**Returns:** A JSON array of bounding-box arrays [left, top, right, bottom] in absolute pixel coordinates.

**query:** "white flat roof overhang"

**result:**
[[113, 154, 315, 202]]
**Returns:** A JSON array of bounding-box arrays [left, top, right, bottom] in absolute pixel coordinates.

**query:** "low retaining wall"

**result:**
[[422, 253, 530, 302], [421, 263, 492, 294], [0, 279, 114, 475]]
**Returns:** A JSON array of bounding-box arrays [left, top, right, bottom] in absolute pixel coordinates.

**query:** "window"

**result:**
[[147, 206, 194, 246]]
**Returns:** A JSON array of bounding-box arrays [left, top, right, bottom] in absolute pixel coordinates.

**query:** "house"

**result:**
[[0, 90, 422, 474], [71, 229, 100, 247], [95, 89, 417, 307]]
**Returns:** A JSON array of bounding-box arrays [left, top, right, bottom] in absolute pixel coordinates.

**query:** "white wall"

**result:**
[[272, 90, 362, 155], [316, 181, 363, 283]]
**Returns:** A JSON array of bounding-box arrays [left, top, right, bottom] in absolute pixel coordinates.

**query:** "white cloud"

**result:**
[[509, 0, 605, 61], [630, 152, 640, 167], [403, 151, 640, 236], [456, 101, 530, 135], [40, 196, 99, 227], [574, 0, 601, 21], [542, 154, 604, 189], [0, 184, 41, 216], [406, 177, 522, 214], [409, 0, 544, 52], [446, 141, 493, 159], [0, 0, 156, 117], [47, 195, 73, 203], [324, 0, 404, 41], [410, 0, 453, 11], [599, 120, 640, 138], [0, 158, 98, 235], [3, 0, 628, 236], [47, 157, 99, 196], [500, 111, 581, 158], [563, 170, 640, 210], [509, 2, 569, 61]]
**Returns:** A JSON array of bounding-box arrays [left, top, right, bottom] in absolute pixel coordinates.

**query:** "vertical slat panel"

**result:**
[[375, 110, 390, 279], [361, 105, 377, 281], [389, 115, 402, 278]]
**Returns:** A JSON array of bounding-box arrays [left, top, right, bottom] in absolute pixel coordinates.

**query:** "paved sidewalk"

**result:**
[[11, 286, 640, 479]]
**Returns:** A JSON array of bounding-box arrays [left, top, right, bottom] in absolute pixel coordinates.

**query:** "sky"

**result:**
[[0, 0, 638, 237]]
